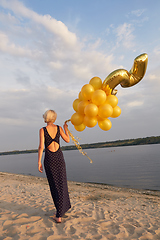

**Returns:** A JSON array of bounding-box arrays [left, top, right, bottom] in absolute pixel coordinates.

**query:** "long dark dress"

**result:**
[[43, 125, 71, 218]]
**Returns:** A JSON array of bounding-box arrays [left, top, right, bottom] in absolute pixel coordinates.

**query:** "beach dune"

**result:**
[[0, 172, 160, 240]]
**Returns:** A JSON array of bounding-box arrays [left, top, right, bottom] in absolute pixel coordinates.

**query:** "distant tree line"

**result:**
[[61, 136, 160, 150], [0, 136, 160, 156]]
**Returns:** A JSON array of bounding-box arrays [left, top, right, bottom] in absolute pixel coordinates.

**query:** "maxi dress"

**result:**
[[43, 125, 71, 218]]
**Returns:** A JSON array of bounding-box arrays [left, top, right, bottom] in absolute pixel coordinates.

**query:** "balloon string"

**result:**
[[65, 119, 93, 163]]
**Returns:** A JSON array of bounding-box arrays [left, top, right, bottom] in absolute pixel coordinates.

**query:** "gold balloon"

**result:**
[[84, 103, 98, 117], [71, 112, 84, 126], [84, 116, 97, 128], [105, 95, 118, 108], [98, 104, 113, 119], [81, 84, 95, 101], [74, 123, 86, 132], [89, 76, 102, 90], [78, 100, 89, 115], [98, 118, 112, 131], [97, 115, 105, 121], [78, 91, 85, 101], [91, 89, 106, 106], [73, 99, 81, 112], [111, 106, 121, 118], [102, 53, 148, 94]]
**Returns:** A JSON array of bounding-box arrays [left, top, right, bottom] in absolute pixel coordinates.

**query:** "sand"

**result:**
[[0, 172, 160, 240]]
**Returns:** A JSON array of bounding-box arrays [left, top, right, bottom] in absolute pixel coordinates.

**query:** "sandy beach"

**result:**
[[0, 172, 160, 240]]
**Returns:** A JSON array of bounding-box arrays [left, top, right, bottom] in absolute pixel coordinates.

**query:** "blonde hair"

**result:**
[[43, 110, 57, 123]]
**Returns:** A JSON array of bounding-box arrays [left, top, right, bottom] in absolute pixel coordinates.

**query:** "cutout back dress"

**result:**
[[43, 125, 71, 218]]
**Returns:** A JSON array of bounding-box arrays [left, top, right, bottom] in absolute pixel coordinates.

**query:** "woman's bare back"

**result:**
[[46, 125, 59, 152]]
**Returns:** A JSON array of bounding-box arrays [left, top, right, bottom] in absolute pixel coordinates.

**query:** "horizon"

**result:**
[[1, 135, 160, 153]]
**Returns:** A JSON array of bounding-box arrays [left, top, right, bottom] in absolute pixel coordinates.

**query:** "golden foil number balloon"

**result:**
[[102, 53, 148, 94]]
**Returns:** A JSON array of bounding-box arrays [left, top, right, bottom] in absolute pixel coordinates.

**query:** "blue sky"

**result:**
[[0, 0, 160, 151]]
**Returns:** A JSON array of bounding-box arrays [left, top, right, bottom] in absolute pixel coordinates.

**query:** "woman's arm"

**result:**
[[60, 122, 70, 143], [38, 128, 44, 173]]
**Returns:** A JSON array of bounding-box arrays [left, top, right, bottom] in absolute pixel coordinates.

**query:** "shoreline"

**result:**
[[0, 172, 160, 239], [0, 171, 160, 194]]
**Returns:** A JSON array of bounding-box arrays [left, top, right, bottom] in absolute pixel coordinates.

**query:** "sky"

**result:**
[[0, 0, 160, 152]]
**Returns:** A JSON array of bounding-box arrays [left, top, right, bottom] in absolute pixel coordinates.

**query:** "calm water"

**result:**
[[0, 144, 160, 191]]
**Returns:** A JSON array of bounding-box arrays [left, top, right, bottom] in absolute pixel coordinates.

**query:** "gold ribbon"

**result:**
[[65, 120, 93, 163]]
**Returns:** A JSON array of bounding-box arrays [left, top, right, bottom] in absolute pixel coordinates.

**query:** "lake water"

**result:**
[[0, 144, 160, 191]]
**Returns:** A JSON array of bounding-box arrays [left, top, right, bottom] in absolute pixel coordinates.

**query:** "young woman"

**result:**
[[38, 110, 71, 223]]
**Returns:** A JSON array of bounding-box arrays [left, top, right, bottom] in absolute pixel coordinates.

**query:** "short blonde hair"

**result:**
[[43, 110, 57, 123]]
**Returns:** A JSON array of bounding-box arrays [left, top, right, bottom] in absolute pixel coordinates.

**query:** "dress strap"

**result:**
[[43, 125, 60, 149]]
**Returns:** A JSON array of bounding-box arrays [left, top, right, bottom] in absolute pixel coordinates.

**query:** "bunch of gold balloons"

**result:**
[[71, 76, 121, 131], [70, 53, 148, 132]]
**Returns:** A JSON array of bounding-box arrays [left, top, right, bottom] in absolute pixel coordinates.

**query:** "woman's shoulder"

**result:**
[[39, 127, 45, 132]]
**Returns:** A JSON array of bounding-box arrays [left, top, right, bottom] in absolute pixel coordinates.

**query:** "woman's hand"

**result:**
[[63, 122, 68, 130], [60, 121, 70, 143], [38, 162, 43, 173]]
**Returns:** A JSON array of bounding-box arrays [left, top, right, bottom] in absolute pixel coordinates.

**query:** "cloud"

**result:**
[[0, 0, 77, 47], [127, 100, 144, 107], [0, 31, 41, 58], [115, 23, 135, 49], [131, 9, 146, 17], [0, 11, 18, 24], [0, 87, 76, 125], [48, 61, 63, 70], [148, 74, 157, 81], [15, 69, 31, 86], [153, 46, 160, 56], [0, 0, 118, 92]]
